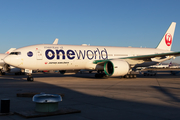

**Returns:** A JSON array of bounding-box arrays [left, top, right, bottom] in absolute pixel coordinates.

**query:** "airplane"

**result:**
[[170, 65, 180, 68], [0, 48, 22, 75], [0, 38, 59, 75], [148, 62, 172, 69], [4, 22, 180, 81]]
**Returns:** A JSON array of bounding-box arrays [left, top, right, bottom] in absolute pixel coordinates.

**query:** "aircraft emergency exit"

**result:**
[[4, 22, 180, 81]]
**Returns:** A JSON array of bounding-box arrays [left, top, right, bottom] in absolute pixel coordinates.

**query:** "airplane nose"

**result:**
[[4, 55, 22, 67], [4, 56, 11, 65]]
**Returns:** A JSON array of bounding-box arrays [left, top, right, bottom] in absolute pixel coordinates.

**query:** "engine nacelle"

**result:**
[[104, 60, 130, 77], [3, 64, 21, 73], [3, 64, 10, 72], [59, 70, 79, 75]]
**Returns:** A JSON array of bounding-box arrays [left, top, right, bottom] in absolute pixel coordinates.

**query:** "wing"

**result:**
[[93, 51, 180, 65]]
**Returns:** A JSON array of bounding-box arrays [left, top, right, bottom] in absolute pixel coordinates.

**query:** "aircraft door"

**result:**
[[36, 50, 43, 60]]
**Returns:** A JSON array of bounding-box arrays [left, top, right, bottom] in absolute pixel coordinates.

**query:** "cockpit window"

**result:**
[[10, 52, 21, 55]]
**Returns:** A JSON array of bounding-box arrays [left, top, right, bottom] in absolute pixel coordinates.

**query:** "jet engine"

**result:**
[[3, 64, 21, 73], [104, 60, 130, 77], [3, 64, 10, 72]]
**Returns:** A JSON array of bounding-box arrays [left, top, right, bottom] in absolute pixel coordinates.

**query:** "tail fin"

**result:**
[[169, 61, 172, 67], [53, 38, 59, 44], [156, 22, 176, 51]]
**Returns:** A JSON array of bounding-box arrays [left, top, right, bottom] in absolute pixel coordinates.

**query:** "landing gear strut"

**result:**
[[25, 69, 34, 81]]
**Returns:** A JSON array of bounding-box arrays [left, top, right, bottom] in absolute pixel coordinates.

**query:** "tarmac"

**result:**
[[0, 71, 180, 120]]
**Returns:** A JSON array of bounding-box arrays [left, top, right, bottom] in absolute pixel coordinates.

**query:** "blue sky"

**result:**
[[1, 0, 180, 63]]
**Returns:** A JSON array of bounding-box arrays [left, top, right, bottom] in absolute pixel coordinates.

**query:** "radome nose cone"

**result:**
[[4, 56, 11, 64]]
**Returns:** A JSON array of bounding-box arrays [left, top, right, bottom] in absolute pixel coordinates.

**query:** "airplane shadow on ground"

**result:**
[[0, 75, 180, 119], [4, 71, 180, 80], [151, 86, 180, 103]]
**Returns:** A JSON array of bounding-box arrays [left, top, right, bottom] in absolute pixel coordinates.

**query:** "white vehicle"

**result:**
[[0, 38, 59, 75], [4, 22, 180, 81]]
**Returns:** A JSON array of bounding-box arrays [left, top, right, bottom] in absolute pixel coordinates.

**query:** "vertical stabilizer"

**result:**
[[53, 38, 59, 44], [169, 61, 172, 67], [156, 22, 176, 51]]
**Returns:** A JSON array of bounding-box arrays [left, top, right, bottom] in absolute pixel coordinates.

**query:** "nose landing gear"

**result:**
[[25, 69, 34, 81], [27, 74, 34, 81]]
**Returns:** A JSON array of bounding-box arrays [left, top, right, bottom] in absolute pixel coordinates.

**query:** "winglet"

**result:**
[[53, 38, 59, 44], [156, 22, 176, 51]]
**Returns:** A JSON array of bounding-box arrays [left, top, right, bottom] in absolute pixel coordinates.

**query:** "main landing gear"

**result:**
[[94, 70, 137, 79], [122, 74, 137, 78]]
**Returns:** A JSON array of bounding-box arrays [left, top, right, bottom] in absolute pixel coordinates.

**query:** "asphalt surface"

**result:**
[[0, 71, 180, 120]]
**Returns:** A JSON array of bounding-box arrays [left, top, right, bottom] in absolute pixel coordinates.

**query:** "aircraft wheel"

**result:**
[[133, 74, 137, 78], [27, 76, 34, 81], [125, 75, 129, 78], [129, 74, 133, 78]]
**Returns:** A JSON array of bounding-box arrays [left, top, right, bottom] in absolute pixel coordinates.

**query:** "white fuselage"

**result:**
[[4, 44, 172, 71]]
